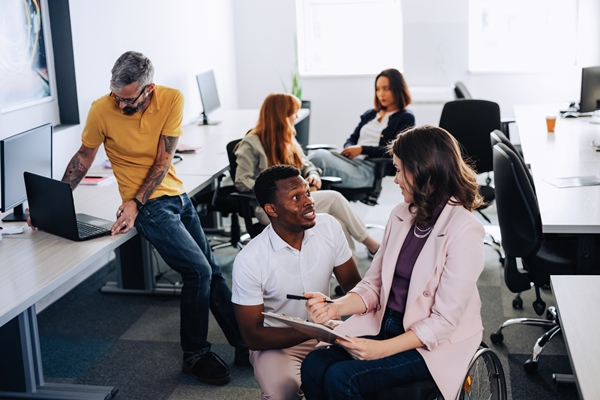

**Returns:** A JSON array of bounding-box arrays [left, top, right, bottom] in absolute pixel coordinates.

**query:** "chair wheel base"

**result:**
[[490, 332, 504, 344], [512, 298, 523, 309], [524, 359, 538, 373]]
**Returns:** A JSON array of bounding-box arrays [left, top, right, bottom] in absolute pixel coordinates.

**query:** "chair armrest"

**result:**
[[229, 191, 255, 201], [364, 156, 394, 177], [320, 176, 342, 190], [305, 144, 338, 151]]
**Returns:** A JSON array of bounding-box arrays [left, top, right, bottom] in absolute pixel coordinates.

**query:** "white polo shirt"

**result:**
[[232, 213, 353, 328]]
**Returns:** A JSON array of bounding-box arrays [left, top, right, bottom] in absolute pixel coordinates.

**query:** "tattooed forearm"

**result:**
[[62, 151, 89, 190], [137, 164, 169, 203], [135, 135, 179, 204]]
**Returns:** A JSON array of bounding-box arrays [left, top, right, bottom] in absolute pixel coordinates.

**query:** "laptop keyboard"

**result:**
[[77, 221, 110, 239]]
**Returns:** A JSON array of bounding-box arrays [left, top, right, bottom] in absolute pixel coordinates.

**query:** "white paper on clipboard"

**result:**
[[262, 312, 354, 344]]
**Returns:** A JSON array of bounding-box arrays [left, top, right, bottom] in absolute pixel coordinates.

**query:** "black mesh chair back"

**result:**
[[226, 139, 243, 182], [490, 129, 533, 192], [226, 138, 265, 239], [493, 143, 542, 260], [454, 81, 472, 99], [440, 100, 501, 175], [490, 143, 578, 374]]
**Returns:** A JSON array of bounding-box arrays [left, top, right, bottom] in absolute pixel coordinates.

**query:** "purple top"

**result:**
[[387, 201, 447, 314]]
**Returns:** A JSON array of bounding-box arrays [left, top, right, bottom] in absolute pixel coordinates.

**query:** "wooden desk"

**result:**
[[514, 104, 600, 234], [0, 181, 130, 399], [174, 108, 309, 180], [551, 275, 600, 400]]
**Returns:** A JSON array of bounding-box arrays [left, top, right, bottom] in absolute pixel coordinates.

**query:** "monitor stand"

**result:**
[[2, 204, 29, 222], [590, 110, 600, 125], [199, 112, 220, 126]]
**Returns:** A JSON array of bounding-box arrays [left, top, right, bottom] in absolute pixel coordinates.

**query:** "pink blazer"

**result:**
[[335, 200, 485, 400]]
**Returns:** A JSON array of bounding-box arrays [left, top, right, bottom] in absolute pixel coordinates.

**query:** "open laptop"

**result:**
[[24, 172, 113, 241]]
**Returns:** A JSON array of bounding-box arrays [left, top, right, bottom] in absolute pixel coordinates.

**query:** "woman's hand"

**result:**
[[305, 174, 322, 190], [304, 291, 337, 323], [340, 145, 362, 159], [337, 337, 393, 360]]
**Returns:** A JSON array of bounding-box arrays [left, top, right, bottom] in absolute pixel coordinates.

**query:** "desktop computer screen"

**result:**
[[196, 70, 221, 125], [579, 66, 600, 113], [0, 124, 53, 222]]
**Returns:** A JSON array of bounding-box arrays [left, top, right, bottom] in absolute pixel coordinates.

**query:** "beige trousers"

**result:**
[[312, 190, 369, 252], [250, 339, 319, 400]]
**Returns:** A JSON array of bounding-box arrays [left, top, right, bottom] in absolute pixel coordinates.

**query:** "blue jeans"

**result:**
[[134, 194, 245, 355], [301, 308, 431, 400]]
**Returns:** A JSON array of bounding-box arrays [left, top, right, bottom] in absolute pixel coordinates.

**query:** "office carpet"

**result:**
[[30, 178, 580, 400]]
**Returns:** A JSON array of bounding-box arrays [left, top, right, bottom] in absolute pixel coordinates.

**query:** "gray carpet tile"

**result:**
[[76, 339, 183, 400], [508, 353, 578, 400], [40, 336, 115, 379], [120, 306, 180, 343]]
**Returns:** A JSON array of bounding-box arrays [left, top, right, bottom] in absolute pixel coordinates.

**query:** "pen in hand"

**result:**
[[287, 294, 334, 303]]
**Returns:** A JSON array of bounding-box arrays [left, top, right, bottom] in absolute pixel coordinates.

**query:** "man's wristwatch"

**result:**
[[132, 198, 145, 211]]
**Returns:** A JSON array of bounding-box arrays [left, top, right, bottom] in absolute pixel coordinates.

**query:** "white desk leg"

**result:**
[[0, 306, 117, 400]]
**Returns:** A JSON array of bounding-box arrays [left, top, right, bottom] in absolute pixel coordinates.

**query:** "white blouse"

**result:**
[[356, 110, 397, 147]]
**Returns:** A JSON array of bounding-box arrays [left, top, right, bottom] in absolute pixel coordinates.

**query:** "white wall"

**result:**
[[52, 0, 238, 178], [35, 0, 239, 311], [233, 0, 600, 146]]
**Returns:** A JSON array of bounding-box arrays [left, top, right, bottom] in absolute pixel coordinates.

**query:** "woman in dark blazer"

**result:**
[[309, 68, 415, 194]]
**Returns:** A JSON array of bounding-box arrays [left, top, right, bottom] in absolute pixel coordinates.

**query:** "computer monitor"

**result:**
[[0, 124, 53, 222], [196, 70, 221, 125], [579, 66, 600, 113]]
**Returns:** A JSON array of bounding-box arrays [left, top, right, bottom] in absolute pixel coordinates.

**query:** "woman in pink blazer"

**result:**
[[301, 125, 486, 400]]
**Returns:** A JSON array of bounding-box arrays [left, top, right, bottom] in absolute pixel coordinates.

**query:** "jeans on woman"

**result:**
[[308, 149, 376, 189], [301, 308, 431, 400], [134, 193, 245, 356]]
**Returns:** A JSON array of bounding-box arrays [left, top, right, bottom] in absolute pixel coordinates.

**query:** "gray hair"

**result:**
[[110, 51, 154, 92]]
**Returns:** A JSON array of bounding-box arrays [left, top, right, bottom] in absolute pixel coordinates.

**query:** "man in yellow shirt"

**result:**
[[60, 51, 246, 385]]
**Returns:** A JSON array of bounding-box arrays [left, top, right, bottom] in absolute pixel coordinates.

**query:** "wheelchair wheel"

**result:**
[[458, 347, 507, 400]]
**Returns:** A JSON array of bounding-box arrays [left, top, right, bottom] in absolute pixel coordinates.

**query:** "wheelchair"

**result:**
[[366, 343, 507, 400]]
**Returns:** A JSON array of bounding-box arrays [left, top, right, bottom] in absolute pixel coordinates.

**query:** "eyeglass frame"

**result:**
[[110, 85, 148, 105]]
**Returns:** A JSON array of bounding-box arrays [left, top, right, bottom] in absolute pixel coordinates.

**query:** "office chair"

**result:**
[[490, 129, 524, 162], [366, 343, 506, 400], [191, 174, 244, 250], [439, 100, 501, 224], [489, 143, 578, 374], [305, 144, 393, 206], [453, 82, 515, 137], [453, 81, 472, 99], [225, 139, 267, 243]]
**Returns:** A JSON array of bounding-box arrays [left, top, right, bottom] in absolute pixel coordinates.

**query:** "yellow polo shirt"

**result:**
[[82, 86, 185, 202]]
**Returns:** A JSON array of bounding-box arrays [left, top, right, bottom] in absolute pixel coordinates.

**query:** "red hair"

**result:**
[[251, 93, 304, 168]]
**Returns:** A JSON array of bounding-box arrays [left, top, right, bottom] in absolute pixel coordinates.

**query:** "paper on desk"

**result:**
[[1, 225, 25, 234], [544, 176, 600, 188]]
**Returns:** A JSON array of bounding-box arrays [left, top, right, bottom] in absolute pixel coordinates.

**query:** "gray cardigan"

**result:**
[[234, 134, 321, 192]]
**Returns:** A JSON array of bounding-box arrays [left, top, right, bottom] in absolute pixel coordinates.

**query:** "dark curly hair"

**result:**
[[388, 125, 483, 226], [254, 165, 301, 209]]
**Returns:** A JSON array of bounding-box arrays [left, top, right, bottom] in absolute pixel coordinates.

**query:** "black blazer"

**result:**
[[344, 109, 415, 158]]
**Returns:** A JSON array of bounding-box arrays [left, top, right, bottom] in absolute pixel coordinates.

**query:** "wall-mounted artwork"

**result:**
[[0, 0, 51, 112]]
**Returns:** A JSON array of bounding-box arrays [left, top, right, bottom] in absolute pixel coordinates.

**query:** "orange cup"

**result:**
[[546, 116, 557, 132]]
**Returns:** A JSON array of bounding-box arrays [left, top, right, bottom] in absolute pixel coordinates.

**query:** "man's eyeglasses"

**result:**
[[110, 85, 147, 105]]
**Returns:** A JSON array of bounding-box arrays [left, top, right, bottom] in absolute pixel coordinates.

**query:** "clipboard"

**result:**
[[262, 312, 354, 344]]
